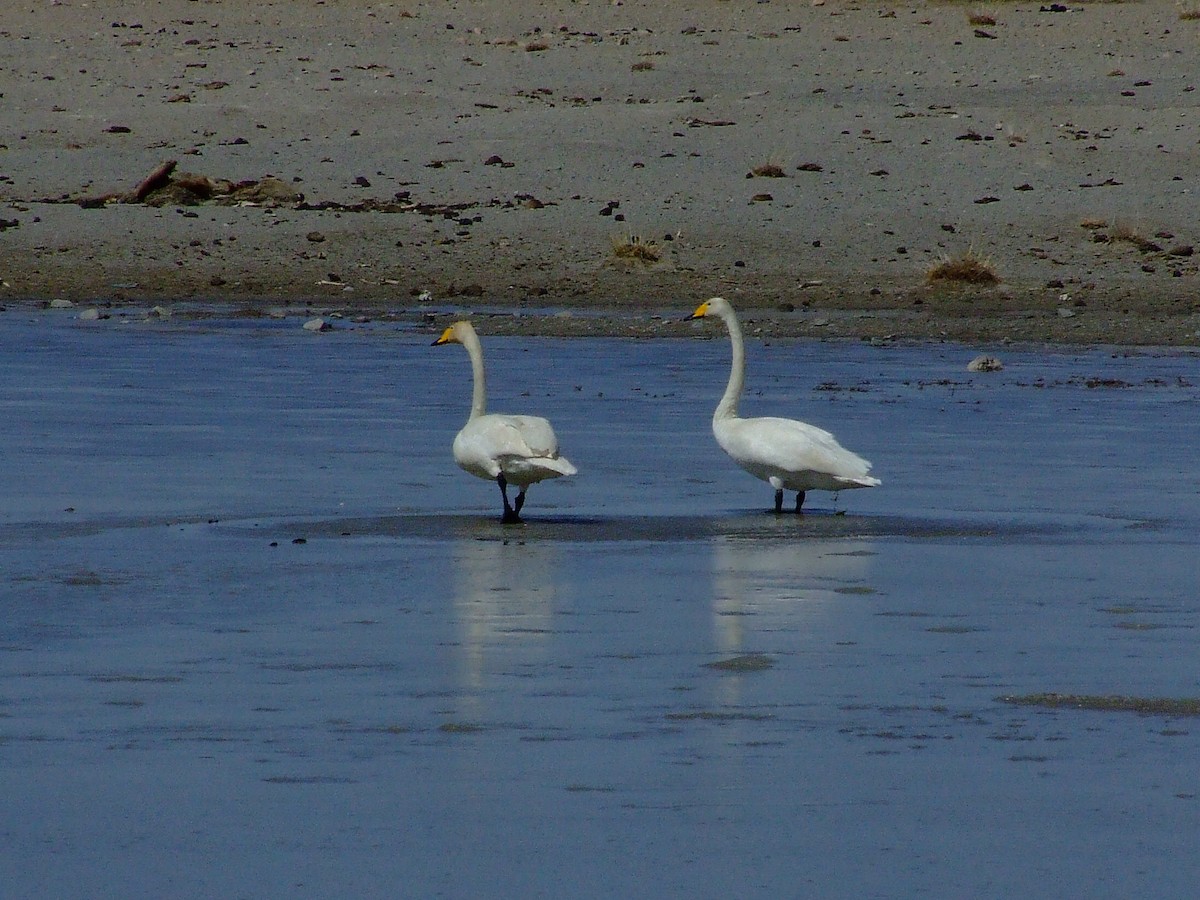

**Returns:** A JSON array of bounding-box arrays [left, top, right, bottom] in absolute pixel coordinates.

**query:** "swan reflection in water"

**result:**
[[451, 536, 563, 695], [710, 534, 874, 699]]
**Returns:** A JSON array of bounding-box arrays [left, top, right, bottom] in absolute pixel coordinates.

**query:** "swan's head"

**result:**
[[432, 321, 474, 346], [687, 297, 732, 321]]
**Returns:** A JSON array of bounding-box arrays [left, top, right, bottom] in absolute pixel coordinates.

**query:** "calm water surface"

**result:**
[[2, 309, 1198, 898]]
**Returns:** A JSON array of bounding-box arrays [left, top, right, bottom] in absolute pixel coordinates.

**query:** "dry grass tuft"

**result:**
[[926, 249, 1000, 285], [967, 12, 997, 26], [749, 154, 788, 178], [1108, 220, 1142, 243], [611, 234, 662, 263], [1179, 5, 1200, 20], [1000, 123, 1027, 146], [750, 161, 787, 178], [1107, 220, 1162, 252], [631, 60, 655, 72]]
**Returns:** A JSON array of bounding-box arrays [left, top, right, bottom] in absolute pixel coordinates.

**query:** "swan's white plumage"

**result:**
[[689, 297, 880, 508], [452, 414, 577, 485], [434, 321, 576, 520]]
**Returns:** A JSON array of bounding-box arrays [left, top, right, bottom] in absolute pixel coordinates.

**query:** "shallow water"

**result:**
[[2, 310, 1199, 898]]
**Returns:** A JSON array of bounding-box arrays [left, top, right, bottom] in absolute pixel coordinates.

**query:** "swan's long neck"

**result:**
[[460, 327, 488, 421], [715, 307, 744, 421]]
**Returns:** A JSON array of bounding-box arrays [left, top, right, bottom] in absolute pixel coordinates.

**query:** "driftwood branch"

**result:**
[[128, 159, 178, 202], [70, 159, 179, 207]]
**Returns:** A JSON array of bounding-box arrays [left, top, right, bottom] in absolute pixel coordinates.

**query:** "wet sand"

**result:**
[[3, 0, 1200, 345], [2, 312, 1198, 897]]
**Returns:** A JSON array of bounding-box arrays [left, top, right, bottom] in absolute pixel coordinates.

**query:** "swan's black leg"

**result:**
[[513, 489, 527, 516], [497, 474, 521, 524], [795, 491, 806, 513], [774, 489, 784, 514]]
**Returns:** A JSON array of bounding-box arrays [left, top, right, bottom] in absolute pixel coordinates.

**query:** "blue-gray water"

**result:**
[[2, 309, 1198, 898]]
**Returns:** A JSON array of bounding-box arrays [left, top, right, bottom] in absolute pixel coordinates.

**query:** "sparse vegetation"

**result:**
[[1003, 125, 1027, 146], [749, 158, 788, 178], [967, 12, 997, 26], [1179, 4, 1200, 20], [611, 234, 662, 263], [1108, 220, 1162, 252], [631, 60, 655, 72], [926, 249, 1000, 285]]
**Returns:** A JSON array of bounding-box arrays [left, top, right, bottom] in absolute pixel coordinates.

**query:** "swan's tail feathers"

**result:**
[[543, 455, 578, 477], [498, 453, 578, 483], [840, 474, 882, 489]]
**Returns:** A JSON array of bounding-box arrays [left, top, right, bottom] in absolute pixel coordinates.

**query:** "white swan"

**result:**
[[433, 321, 577, 522], [687, 297, 880, 512]]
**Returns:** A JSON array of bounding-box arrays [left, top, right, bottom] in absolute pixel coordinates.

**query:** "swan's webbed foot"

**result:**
[[497, 474, 523, 524], [794, 491, 806, 513], [773, 489, 784, 514]]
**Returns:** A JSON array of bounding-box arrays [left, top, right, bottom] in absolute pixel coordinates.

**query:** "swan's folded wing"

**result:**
[[460, 413, 570, 463], [453, 412, 577, 484], [500, 415, 576, 478], [502, 414, 562, 458], [726, 417, 875, 480]]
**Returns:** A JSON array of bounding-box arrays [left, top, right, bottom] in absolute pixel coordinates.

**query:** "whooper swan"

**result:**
[[687, 297, 880, 513], [433, 321, 577, 523]]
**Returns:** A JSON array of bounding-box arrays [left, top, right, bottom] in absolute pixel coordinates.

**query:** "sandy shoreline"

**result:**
[[3, 0, 1199, 344]]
